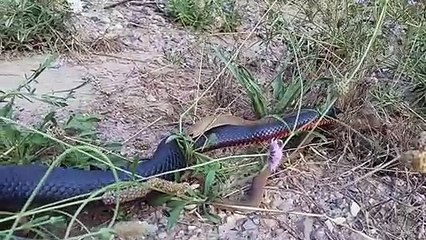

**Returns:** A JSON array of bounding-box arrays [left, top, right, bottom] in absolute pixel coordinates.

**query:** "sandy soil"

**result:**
[[1, 0, 425, 239]]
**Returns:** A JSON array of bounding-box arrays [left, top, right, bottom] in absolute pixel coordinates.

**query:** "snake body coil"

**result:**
[[0, 108, 339, 210]]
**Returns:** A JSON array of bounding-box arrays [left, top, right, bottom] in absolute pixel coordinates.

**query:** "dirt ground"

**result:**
[[1, 0, 425, 239]]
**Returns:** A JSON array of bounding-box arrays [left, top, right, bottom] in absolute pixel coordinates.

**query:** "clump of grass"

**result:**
[[166, 0, 241, 32], [0, 0, 74, 53], [382, 0, 426, 113], [265, 0, 426, 114], [213, 46, 336, 119]]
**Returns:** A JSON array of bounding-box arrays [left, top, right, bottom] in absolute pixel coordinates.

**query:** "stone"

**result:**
[[242, 219, 257, 231]]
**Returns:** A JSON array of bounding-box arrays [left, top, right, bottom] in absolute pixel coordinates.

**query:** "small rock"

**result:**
[[66, 0, 83, 13], [98, 16, 111, 25], [350, 201, 361, 217], [188, 225, 197, 231], [303, 217, 314, 239], [325, 219, 334, 232], [184, 204, 197, 210], [112, 23, 124, 31], [158, 232, 167, 239], [158, 216, 167, 225], [90, 16, 101, 22], [331, 217, 346, 225], [217, 212, 227, 219], [251, 216, 260, 225], [313, 227, 326, 240], [178, 230, 185, 236], [111, 9, 124, 19], [273, 228, 285, 235], [218, 214, 246, 236], [276, 198, 294, 211], [262, 218, 277, 228], [231, 213, 246, 222], [147, 94, 157, 102], [242, 219, 257, 231], [335, 192, 344, 199], [152, 14, 166, 24]]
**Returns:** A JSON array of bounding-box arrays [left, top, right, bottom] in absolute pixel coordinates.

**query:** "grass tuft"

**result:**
[[166, 0, 241, 32], [0, 0, 74, 54]]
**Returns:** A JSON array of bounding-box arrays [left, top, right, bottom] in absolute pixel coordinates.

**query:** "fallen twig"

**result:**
[[104, 0, 134, 9]]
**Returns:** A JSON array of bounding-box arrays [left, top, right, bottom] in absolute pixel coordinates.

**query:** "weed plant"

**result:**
[[0, 0, 73, 53]]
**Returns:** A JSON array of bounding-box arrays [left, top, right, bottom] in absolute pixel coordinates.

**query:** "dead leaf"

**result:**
[[218, 214, 247, 237], [113, 220, 157, 239], [410, 151, 426, 173], [349, 107, 383, 131], [187, 115, 261, 138], [400, 150, 426, 173]]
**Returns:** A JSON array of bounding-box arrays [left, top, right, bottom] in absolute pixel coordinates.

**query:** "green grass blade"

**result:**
[[213, 47, 268, 117]]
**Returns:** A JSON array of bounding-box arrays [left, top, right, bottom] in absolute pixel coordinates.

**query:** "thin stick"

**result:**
[[104, 0, 134, 9], [339, 156, 399, 190], [123, 116, 162, 144]]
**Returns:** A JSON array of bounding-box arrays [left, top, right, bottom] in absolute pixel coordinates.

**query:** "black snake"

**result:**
[[0, 107, 340, 210]]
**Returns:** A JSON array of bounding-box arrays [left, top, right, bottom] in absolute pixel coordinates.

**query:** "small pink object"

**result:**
[[267, 139, 284, 172]]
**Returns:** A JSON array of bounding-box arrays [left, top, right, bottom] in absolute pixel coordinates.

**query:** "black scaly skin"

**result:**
[[0, 107, 339, 210]]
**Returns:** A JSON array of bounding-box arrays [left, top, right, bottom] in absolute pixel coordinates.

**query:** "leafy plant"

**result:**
[[213, 47, 323, 118]]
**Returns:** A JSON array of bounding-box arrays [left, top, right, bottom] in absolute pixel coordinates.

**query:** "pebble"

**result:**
[[350, 201, 361, 217], [325, 219, 334, 231], [152, 14, 166, 24], [158, 232, 168, 239], [242, 219, 257, 231], [313, 227, 326, 240], [111, 9, 124, 19], [335, 192, 344, 199], [273, 228, 285, 235], [262, 218, 277, 229], [66, 0, 83, 13], [146, 94, 157, 102], [188, 225, 197, 231], [251, 216, 261, 225], [273, 197, 294, 211]]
